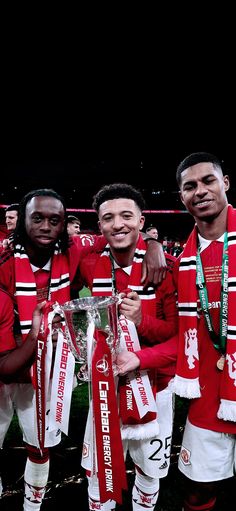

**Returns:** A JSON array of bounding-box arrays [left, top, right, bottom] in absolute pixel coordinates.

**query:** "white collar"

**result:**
[[198, 233, 225, 253], [113, 259, 132, 275], [31, 259, 51, 273]]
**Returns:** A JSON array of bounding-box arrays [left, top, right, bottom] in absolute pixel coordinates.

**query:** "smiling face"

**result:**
[[25, 196, 65, 254], [179, 162, 229, 222], [98, 197, 145, 261]]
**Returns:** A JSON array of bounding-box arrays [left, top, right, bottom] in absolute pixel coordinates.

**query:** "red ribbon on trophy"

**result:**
[[92, 330, 127, 504], [34, 302, 52, 455]]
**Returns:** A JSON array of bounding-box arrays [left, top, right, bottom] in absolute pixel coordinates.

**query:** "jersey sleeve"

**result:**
[[136, 334, 178, 373], [0, 291, 16, 353], [137, 270, 178, 343]]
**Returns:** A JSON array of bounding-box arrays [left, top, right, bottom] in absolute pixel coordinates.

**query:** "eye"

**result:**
[[123, 213, 133, 220], [32, 215, 42, 223], [50, 218, 60, 226], [183, 184, 194, 191], [204, 177, 215, 184]]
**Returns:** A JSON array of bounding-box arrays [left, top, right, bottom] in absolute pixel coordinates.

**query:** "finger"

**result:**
[[36, 300, 47, 312], [126, 291, 139, 300], [157, 268, 166, 284], [140, 262, 147, 283]]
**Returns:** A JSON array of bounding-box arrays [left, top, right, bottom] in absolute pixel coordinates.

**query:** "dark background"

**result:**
[[0, 155, 235, 241]]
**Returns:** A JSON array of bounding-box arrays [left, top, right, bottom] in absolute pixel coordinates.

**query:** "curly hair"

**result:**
[[92, 183, 146, 213]]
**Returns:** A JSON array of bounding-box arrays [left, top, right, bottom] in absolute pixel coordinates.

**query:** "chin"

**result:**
[[112, 245, 129, 253]]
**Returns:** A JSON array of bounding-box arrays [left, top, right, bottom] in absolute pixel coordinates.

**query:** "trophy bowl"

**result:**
[[60, 296, 120, 381]]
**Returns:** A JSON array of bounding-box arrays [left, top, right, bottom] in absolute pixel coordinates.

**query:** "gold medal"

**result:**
[[216, 355, 225, 371]]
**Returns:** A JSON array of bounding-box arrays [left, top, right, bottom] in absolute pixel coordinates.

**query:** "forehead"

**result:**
[[26, 196, 65, 216], [99, 198, 140, 216], [6, 210, 18, 216], [181, 162, 221, 185]]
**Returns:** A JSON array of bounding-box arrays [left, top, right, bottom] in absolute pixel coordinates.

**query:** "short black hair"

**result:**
[[5, 203, 19, 213], [176, 152, 223, 186], [92, 183, 146, 213]]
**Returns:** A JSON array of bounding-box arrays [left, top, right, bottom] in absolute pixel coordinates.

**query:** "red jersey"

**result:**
[[174, 240, 236, 434], [80, 252, 178, 391], [0, 289, 16, 353]]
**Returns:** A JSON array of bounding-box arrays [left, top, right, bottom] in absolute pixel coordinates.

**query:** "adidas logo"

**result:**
[[159, 460, 168, 470]]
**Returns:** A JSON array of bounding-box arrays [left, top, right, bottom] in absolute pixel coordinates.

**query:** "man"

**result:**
[[0, 189, 76, 511], [0, 187, 165, 511], [1, 203, 19, 249], [0, 290, 45, 382], [171, 240, 183, 257], [145, 225, 158, 240], [0, 289, 46, 498], [66, 214, 81, 236], [80, 183, 178, 511], [173, 152, 236, 511]]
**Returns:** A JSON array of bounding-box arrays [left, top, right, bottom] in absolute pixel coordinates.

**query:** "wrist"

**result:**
[[145, 237, 160, 243]]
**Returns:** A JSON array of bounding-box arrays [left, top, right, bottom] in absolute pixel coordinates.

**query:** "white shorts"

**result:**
[[178, 418, 236, 482], [123, 384, 174, 478], [82, 383, 174, 479], [0, 383, 61, 448]]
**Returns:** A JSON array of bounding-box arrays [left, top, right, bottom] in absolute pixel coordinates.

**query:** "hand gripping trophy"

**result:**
[[59, 296, 128, 504], [59, 296, 120, 381]]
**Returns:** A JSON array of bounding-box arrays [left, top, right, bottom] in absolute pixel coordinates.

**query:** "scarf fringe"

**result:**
[[217, 399, 236, 422], [121, 419, 159, 440], [173, 375, 201, 399]]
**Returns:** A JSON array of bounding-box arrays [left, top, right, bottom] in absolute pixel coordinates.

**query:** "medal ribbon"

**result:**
[[196, 232, 228, 355]]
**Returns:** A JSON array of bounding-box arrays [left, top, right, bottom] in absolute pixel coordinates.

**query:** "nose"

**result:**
[[40, 219, 51, 230], [113, 216, 124, 229], [195, 181, 208, 196]]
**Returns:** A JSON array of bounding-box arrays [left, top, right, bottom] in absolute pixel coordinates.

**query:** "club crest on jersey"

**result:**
[[180, 446, 191, 465]]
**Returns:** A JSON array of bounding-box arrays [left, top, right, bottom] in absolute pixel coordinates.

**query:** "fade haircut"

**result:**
[[92, 183, 146, 213], [14, 188, 69, 252], [176, 152, 223, 187]]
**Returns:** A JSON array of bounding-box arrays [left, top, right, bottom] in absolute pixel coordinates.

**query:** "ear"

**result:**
[[179, 190, 185, 205], [223, 175, 230, 192], [139, 215, 145, 231], [98, 220, 102, 233]]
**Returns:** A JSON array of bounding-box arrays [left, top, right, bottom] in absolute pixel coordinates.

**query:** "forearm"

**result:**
[[137, 312, 178, 343], [136, 335, 178, 372], [0, 331, 37, 381]]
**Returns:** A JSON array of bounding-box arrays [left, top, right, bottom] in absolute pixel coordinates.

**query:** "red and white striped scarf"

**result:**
[[174, 205, 236, 422], [92, 235, 158, 433], [14, 243, 72, 451], [14, 243, 70, 338]]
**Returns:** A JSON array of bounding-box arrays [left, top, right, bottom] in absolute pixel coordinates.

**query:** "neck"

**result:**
[[110, 246, 136, 268], [25, 243, 52, 268], [195, 204, 228, 240]]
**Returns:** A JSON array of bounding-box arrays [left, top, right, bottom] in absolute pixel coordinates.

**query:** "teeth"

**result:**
[[196, 201, 210, 206]]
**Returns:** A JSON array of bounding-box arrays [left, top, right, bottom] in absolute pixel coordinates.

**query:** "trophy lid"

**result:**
[[61, 295, 119, 312]]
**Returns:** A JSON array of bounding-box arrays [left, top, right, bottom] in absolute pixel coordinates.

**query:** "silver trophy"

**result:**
[[59, 296, 120, 381]]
